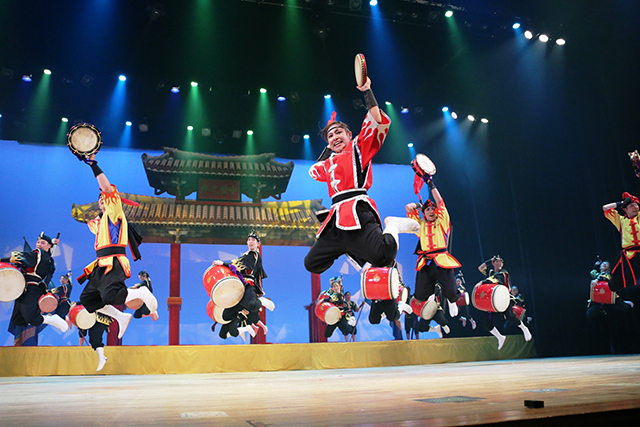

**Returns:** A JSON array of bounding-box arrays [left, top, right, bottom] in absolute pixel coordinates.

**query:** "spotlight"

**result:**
[[445, 11, 453, 18], [451, 112, 458, 119], [202, 127, 211, 137], [0, 113, 2, 118], [512, 23, 521, 29], [467, 115, 475, 122], [524, 30, 533, 39], [61, 117, 68, 122], [43, 69, 52, 75], [171, 86, 180, 93], [119, 75, 127, 82], [324, 94, 331, 99], [247, 130, 254, 136], [81, 74, 94, 87], [22, 75, 32, 82], [400, 107, 409, 114], [187, 126, 193, 131], [539, 34, 549, 43], [232, 130, 242, 139], [442, 106, 449, 112], [260, 88, 267, 94], [370, 0, 378, 6], [407, 143, 413, 148], [277, 96, 286, 101], [385, 101, 392, 106], [481, 118, 489, 124], [303, 134, 310, 140], [139, 123, 149, 132], [191, 81, 198, 87], [556, 38, 566, 46]]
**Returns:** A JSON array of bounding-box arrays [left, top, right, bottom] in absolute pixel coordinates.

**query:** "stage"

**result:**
[[0, 339, 639, 426]]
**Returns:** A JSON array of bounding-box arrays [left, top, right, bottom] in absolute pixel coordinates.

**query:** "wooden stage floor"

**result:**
[[1, 354, 639, 426]]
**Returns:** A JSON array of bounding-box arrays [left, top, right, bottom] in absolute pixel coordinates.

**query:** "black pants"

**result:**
[[11, 283, 46, 327], [133, 304, 151, 318], [414, 263, 460, 303], [610, 252, 640, 292], [80, 258, 128, 313], [88, 322, 109, 350], [369, 299, 400, 324], [416, 309, 449, 332], [324, 317, 353, 338], [305, 204, 397, 274], [586, 299, 632, 320], [482, 301, 521, 331]]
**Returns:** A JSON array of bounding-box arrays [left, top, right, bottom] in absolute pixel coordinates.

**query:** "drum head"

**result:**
[[38, 294, 59, 313], [354, 53, 367, 87], [414, 154, 436, 176], [212, 305, 230, 324], [421, 300, 438, 320], [211, 277, 244, 309], [389, 268, 400, 299], [75, 309, 97, 329], [0, 264, 26, 302], [492, 285, 511, 312], [324, 306, 342, 325], [67, 124, 102, 156]]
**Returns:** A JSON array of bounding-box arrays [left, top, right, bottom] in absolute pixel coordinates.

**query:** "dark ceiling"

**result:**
[[0, 0, 637, 163]]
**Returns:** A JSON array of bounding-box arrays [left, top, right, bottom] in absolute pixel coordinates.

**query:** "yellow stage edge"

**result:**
[[0, 336, 536, 377]]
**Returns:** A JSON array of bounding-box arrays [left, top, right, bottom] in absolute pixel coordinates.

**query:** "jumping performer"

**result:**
[[603, 193, 640, 291]]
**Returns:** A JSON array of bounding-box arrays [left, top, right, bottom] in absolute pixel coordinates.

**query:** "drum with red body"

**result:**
[[361, 267, 400, 301], [69, 304, 97, 329], [409, 296, 438, 320], [202, 265, 244, 309], [0, 262, 25, 302], [471, 282, 510, 313], [591, 281, 616, 304], [206, 299, 230, 324], [315, 301, 341, 325], [511, 304, 526, 321], [397, 285, 409, 304], [38, 293, 60, 313], [456, 291, 470, 307]]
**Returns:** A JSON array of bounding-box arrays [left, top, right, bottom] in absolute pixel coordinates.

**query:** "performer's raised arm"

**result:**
[[357, 77, 382, 124], [87, 153, 112, 193]]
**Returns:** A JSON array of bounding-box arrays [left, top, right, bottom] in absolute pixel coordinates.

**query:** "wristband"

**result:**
[[90, 162, 104, 177], [363, 89, 378, 110], [427, 180, 435, 190]]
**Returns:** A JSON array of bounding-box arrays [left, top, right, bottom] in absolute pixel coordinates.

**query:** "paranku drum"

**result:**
[[354, 53, 367, 87], [511, 304, 526, 321], [411, 153, 437, 178], [0, 262, 25, 302], [456, 290, 470, 307], [397, 285, 409, 304], [206, 299, 230, 324], [38, 293, 60, 313], [69, 304, 97, 329], [67, 123, 102, 157], [315, 301, 341, 325], [361, 267, 400, 301], [591, 281, 616, 304], [202, 265, 244, 309], [471, 282, 510, 313], [409, 296, 438, 320]]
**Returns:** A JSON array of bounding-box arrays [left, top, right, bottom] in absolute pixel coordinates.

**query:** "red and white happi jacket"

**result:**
[[309, 110, 391, 237]]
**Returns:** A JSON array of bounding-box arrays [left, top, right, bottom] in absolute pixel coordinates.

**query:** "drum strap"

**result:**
[[96, 246, 127, 258], [331, 189, 367, 205]]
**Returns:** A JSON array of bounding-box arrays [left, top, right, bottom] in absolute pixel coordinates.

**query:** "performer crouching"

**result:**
[[77, 152, 157, 339]]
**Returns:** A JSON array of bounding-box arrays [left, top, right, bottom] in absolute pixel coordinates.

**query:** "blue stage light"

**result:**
[[407, 143, 413, 148], [303, 134, 310, 140], [22, 75, 32, 82], [324, 94, 331, 99], [370, 0, 378, 6], [125, 121, 132, 126], [277, 96, 286, 102], [512, 23, 521, 29], [119, 75, 127, 82], [171, 86, 180, 93], [442, 106, 449, 112], [400, 107, 409, 114]]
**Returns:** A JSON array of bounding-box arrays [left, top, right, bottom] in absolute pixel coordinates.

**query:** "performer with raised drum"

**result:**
[[77, 152, 157, 339], [2, 233, 69, 333], [212, 230, 274, 339], [586, 259, 634, 320], [477, 256, 532, 349], [603, 193, 640, 291], [305, 69, 412, 324]]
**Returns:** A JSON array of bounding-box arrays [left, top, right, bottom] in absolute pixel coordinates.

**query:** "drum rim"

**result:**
[[67, 123, 102, 154], [0, 264, 26, 302]]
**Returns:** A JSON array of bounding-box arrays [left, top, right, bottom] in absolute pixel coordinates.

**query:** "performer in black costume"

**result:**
[[129, 270, 159, 321], [343, 291, 359, 342], [2, 233, 68, 333], [321, 277, 353, 340], [477, 256, 532, 350], [212, 230, 274, 339]]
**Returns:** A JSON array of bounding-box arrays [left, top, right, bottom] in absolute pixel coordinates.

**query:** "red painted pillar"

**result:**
[[168, 243, 182, 345], [106, 304, 125, 346], [307, 272, 327, 343]]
